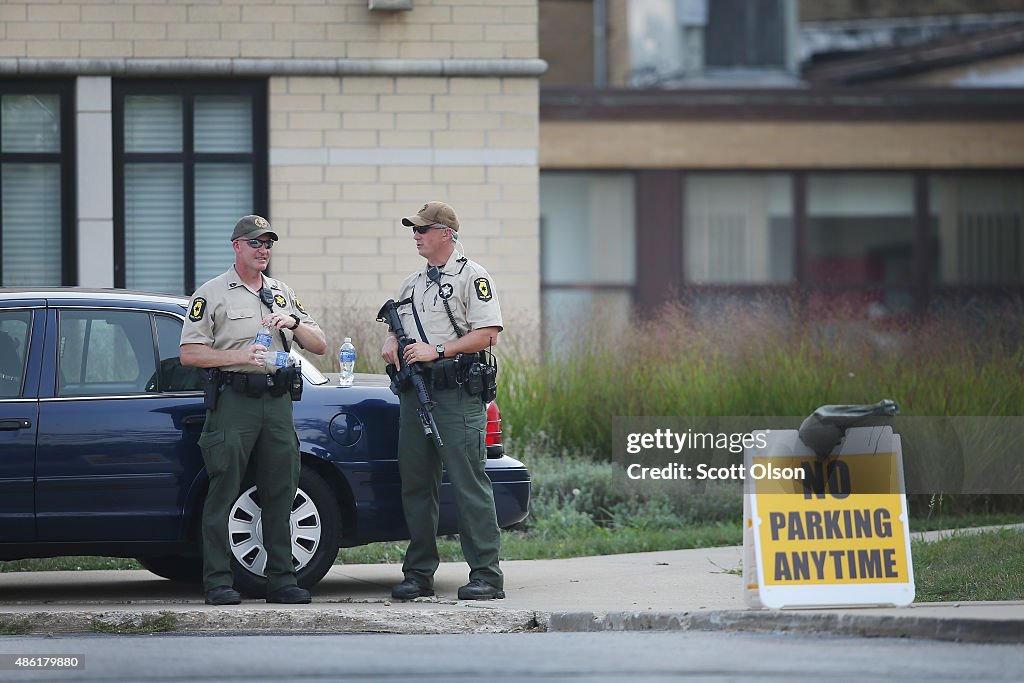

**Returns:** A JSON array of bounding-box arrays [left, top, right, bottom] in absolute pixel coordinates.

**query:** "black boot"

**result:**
[[391, 578, 434, 600], [205, 585, 241, 605], [457, 579, 505, 600], [266, 585, 311, 604]]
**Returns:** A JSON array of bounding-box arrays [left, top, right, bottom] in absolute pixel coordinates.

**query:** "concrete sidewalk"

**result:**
[[2, 528, 1022, 643]]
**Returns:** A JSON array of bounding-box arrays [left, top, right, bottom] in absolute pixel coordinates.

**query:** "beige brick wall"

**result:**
[[269, 75, 540, 341], [0, 0, 538, 61], [540, 120, 1024, 169], [1, 0, 542, 347]]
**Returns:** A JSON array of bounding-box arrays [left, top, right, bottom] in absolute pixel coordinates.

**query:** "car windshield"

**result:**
[[292, 349, 328, 385]]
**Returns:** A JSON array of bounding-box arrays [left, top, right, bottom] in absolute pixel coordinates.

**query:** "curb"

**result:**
[[0, 607, 542, 636], [543, 610, 1024, 644], [4, 606, 1022, 643]]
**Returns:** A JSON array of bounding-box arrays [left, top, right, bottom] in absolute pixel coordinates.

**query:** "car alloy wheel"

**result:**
[[229, 485, 321, 578], [228, 466, 341, 597]]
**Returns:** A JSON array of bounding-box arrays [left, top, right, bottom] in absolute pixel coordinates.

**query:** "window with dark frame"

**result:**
[[0, 80, 76, 287], [113, 80, 268, 296], [540, 169, 1024, 318], [539, 171, 637, 346], [705, 0, 788, 70]]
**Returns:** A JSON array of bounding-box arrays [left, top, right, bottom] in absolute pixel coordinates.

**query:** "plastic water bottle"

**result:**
[[338, 337, 356, 387], [253, 323, 273, 365], [254, 323, 273, 350], [267, 351, 290, 368]]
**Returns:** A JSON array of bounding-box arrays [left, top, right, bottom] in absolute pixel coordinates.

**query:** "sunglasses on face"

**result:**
[[410, 224, 445, 235], [240, 238, 274, 249]]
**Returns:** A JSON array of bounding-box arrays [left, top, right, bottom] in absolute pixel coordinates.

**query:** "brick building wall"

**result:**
[[0, 0, 543, 340], [0, 1, 538, 60], [268, 73, 540, 318], [540, 120, 1024, 169]]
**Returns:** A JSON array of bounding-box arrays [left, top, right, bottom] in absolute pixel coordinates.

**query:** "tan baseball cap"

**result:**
[[231, 215, 279, 242], [402, 201, 459, 231]]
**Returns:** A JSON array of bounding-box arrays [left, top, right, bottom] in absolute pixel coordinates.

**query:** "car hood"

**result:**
[[318, 372, 391, 388]]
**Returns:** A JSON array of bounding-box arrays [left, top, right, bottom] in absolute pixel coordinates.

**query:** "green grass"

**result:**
[[499, 302, 1024, 455], [912, 529, 1024, 602], [0, 617, 33, 635], [0, 556, 141, 573]]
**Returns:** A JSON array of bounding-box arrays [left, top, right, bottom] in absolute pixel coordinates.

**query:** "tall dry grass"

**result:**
[[499, 299, 1024, 456]]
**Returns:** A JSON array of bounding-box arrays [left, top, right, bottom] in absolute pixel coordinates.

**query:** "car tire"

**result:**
[[229, 466, 341, 599], [136, 554, 202, 583]]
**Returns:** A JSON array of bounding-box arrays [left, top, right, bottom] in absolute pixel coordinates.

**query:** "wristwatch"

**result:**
[[435, 343, 445, 359], [288, 314, 300, 330]]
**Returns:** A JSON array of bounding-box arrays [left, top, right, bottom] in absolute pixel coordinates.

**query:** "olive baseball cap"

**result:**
[[402, 201, 459, 231], [231, 215, 279, 242]]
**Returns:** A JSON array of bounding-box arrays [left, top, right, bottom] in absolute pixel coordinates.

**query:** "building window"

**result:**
[[0, 81, 75, 286], [627, 0, 796, 86], [704, 0, 789, 70], [930, 173, 1023, 285], [684, 174, 793, 284], [807, 173, 915, 312], [540, 172, 636, 340], [113, 81, 267, 295]]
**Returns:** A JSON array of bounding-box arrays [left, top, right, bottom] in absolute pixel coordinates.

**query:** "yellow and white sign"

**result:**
[[743, 426, 914, 609]]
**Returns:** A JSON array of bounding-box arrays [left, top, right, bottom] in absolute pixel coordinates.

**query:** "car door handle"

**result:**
[[182, 415, 206, 429], [0, 418, 32, 431]]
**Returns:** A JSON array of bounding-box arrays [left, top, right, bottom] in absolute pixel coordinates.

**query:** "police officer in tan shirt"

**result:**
[[180, 215, 326, 605], [382, 201, 505, 601]]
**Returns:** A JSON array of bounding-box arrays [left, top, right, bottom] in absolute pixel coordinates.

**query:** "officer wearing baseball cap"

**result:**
[[383, 201, 506, 601], [231, 214, 281, 242], [401, 200, 460, 232], [180, 214, 327, 605]]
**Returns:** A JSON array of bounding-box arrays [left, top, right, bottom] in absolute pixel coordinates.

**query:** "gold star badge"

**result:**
[[189, 297, 207, 321]]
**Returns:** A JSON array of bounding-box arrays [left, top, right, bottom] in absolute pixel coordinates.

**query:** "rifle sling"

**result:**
[[410, 286, 431, 344]]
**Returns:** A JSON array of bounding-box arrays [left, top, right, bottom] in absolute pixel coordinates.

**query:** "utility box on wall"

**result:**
[[368, 0, 413, 11]]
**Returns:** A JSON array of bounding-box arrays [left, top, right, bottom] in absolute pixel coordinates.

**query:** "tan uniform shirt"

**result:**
[[180, 266, 321, 374], [394, 251, 503, 347]]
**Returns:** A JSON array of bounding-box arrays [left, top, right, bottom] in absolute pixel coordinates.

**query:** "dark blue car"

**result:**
[[0, 289, 530, 595]]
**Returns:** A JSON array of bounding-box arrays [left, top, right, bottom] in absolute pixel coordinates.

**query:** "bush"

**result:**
[[517, 435, 742, 532]]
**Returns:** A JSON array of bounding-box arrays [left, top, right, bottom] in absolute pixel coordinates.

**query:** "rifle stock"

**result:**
[[376, 299, 444, 448]]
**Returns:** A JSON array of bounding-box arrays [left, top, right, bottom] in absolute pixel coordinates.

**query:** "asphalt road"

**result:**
[[1, 631, 1023, 682]]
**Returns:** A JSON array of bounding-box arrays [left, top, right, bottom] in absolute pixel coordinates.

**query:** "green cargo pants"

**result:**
[[397, 382, 503, 590], [197, 388, 300, 593]]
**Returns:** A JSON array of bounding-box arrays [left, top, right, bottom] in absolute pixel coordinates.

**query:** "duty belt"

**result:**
[[423, 355, 483, 392], [202, 366, 302, 409], [220, 370, 281, 397]]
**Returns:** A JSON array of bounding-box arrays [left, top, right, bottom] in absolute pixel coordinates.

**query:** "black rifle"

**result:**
[[376, 298, 444, 448]]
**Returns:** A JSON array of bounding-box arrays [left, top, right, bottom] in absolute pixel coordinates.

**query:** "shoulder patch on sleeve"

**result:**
[[474, 278, 493, 302], [273, 294, 287, 308], [188, 297, 207, 321], [295, 298, 306, 314]]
